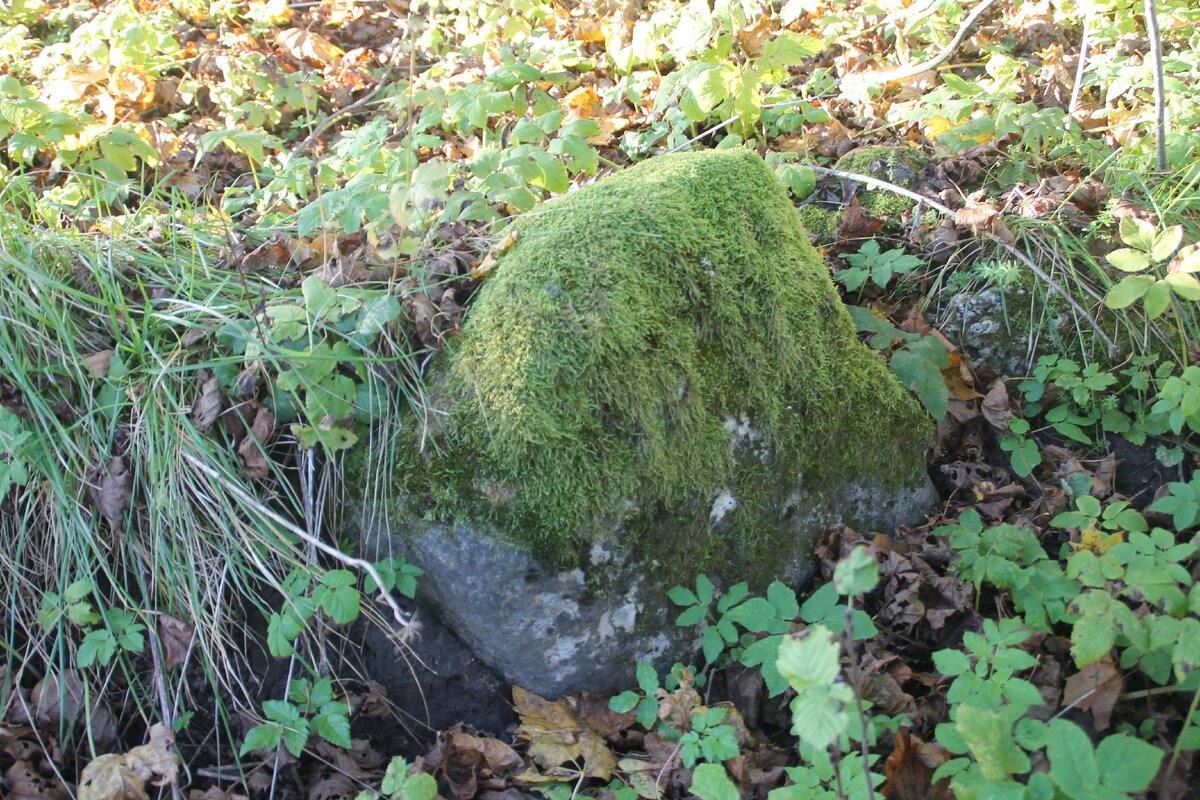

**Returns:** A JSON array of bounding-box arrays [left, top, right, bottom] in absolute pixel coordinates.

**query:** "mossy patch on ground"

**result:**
[[835, 145, 929, 218], [376, 149, 933, 587]]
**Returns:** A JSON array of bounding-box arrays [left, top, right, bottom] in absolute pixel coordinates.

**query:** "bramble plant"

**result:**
[[240, 675, 352, 757], [834, 240, 926, 292]]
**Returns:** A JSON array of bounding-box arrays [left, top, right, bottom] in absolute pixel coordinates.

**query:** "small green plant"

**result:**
[[834, 241, 926, 292], [356, 756, 439, 800], [1104, 217, 1200, 318], [676, 707, 740, 768], [240, 675, 352, 757]]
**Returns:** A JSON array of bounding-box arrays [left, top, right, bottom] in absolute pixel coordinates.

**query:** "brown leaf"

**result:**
[[157, 615, 194, 670], [276, 29, 345, 66], [880, 731, 954, 800], [236, 407, 275, 479], [191, 376, 222, 434], [981, 380, 1011, 431], [6, 760, 68, 800], [1063, 656, 1122, 730], [513, 686, 617, 780], [82, 350, 115, 379], [836, 196, 885, 241], [87, 456, 133, 530], [955, 192, 1014, 244]]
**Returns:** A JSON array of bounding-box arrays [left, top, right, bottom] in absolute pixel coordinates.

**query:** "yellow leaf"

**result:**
[[1070, 523, 1124, 555]]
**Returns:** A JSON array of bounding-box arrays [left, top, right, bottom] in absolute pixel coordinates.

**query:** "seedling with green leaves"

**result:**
[[835, 240, 926, 292], [240, 675, 352, 757]]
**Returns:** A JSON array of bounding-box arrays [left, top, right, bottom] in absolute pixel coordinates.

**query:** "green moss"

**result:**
[[376, 149, 932, 587], [834, 146, 928, 218], [797, 205, 839, 244]]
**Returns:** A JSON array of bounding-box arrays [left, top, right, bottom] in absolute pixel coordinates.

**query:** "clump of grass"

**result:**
[[0, 175, 414, 761]]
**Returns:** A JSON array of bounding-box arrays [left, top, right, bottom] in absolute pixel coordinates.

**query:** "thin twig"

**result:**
[[290, 68, 399, 157], [1069, 8, 1092, 115], [809, 165, 1118, 356], [1144, 0, 1168, 171], [843, 0, 1003, 89], [179, 450, 412, 630]]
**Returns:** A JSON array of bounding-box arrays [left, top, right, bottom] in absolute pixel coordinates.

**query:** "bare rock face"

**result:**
[[349, 149, 937, 700]]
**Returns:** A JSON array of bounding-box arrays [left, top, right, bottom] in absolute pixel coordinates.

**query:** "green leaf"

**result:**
[[78, 629, 116, 668], [761, 31, 825, 66], [320, 584, 361, 624], [1106, 248, 1150, 272], [833, 545, 879, 596], [636, 660, 658, 694], [932, 648, 970, 676], [1046, 719, 1099, 799], [1104, 274, 1155, 309], [687, 64, 733, 114], [667, 585, 699, 607], [891, 347, 948, 420], [676, 605, 707, 627], [302, 275, 338, 320], [314, 712, 352, 748], [1095, 733, 1163, 792], [1164, 271, 1200, 300], [690, 764, 738, 800], [1143, 280, 1172, 318], [240, 723, 283, 755], [696, 573, 715, 606], [609, 691, 638, 713], [956, 706, 1029, 781], [400, 773, 438, 800], [777, 627, 840, 691], [1151, 225, 1183, 262], [724, 597, 778, 632], [767, 581, 799, 620], [1119, 216, 1156, 252]]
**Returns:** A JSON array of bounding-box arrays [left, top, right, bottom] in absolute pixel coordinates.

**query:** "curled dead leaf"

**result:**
[[236, 406, 275, 479], [276, 28, 345, 67], [86, 457, 133, 531], [82, 350, 115, 379], [1063, 655, 1121, 731], [191, 376, 222, 434]]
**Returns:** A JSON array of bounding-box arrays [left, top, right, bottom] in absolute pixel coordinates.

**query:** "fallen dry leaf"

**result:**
[[191, 375, 222, 434], [880, 730, 954, 800], [157, 614, 194, 670], [1063, 655, 1122, 730], [82, 350, 115, 379], [276, 28, 345, 66], [236, 406, 275, 479], [86, 456, 133, 530]]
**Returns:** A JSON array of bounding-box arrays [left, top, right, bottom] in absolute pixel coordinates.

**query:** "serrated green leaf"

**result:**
[[933, 648, 970, 676], [314, 712, 352, 748], [1047, 719, 1099, 798], [833, 546, 879, 596], [1151, 225, 1183, 262], [1105, 274, 1155, 309], [891, 347, 948, 420], [687, 64, 733, 114], [667, 585, 700, 607], [240, 723, 283, 755], [690, 764, 738, 800], [1106, 248, 1150, 272], [609, 690, 639, 713], [320, 584, 361, 624], [777, 627, 840, 691], [1095, 733, 1163, 792], [675, 605, 707, 627], [767, 581, 799, 620], [956, 706, 1029, 781], [636, 660, 658, 693], [761, 31, 825, 65]]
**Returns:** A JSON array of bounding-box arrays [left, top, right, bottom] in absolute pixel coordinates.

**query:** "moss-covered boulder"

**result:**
[[354, 149, 935, 698]]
